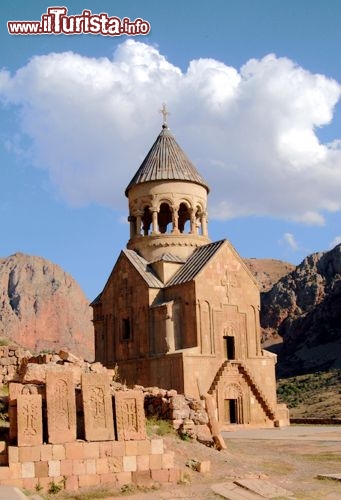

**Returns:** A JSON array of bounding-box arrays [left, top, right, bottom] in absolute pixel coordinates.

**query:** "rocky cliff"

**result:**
[[0, 253, 94, 360], [244, 258, 295, 292], [261, 244, 341, 376]]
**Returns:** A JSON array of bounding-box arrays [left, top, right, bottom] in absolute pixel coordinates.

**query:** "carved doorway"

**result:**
[[224, 399, 238, 424], [220, 383, 244, 424]]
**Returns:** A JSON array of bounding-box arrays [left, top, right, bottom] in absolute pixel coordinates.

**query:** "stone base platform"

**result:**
[[0, 438, 181, 493]]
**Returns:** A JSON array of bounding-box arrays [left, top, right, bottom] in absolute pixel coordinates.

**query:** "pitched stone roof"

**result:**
[[166, 240, 226, 286], [125, 125, 209, 195], [123, 249, 164, 288]]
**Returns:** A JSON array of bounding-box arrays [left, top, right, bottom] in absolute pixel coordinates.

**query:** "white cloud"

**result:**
[[329, 236, 341, 248], [280, 233, 299, 251], [0, 40, 341, 223]]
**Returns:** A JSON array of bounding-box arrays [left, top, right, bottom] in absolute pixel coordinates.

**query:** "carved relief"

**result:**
[[220, 271, 240, 304], [46, 371, 76, 443], [114, 390, 146, 441], [9, 383, 39, 443], [82, 373, 114, 441], [17, 394, 43, 446]]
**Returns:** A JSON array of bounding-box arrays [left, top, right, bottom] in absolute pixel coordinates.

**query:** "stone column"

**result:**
[[190, 210, 196, 234], [128, 215, 136, 239], [201, 212, 208, 236], [135, 210, 143, 236], [172, 205, 179, 234], [150, 207, 159, 235]]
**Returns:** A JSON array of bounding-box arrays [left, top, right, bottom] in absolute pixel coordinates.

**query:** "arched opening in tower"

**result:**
[[195, 207, 203, 235], [178, 203, 191, 233], [158, 203, 172, 234], [142, 206, 152, 235]]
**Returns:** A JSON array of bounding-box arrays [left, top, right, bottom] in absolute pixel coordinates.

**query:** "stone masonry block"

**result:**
[[40, 444, 53, 461], [111, 441, 125, 456], [198, 460, 211, 473], [60, 459, 73, 476], [150, 438, 163, 454], [132, 470, 154, 488], [151, 469, 169, 483], [137, 440, 151, 456], [99, 441, 113, 458], [21, 461, 35, 478], [65, 441, 84, 460], [22, 477, 39, 491], [125, 440, 138, 456], [100, 472, 117, 485], [65, 475, 79, 491], [72, 459, 86, 475], [149, 454, 162, 470], [107, 456, 123, 473], [0, 467, 11, 480], [8, 446, 19, 463], [19, 445, 41, 462], [123, 455, 137, 472], [0, 478, 23, 488], [96, 458, 109, 475], [34, 461, 49, 478], [168, 468, 182, 483], [137, 454, 150, 471], [116, 471, 132, 486], [78, 474, 100, 488], [52, 444, 66, 460], [9, 462, 21, 479], [83, 441, 100, 459], [162, 452, 174, 469], [86, 458, 97, 475], [48, 459, 61, 477]]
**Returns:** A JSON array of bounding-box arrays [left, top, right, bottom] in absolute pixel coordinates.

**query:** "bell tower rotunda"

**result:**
[[125, 107, 210, 262]]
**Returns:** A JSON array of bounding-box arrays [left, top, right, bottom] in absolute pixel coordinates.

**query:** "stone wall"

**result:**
[[0, 346, 214, 448], [0, 438, 180, 492], [0, 348, 185, 493]]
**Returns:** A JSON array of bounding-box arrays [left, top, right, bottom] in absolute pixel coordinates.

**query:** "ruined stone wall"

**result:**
[[0, 363, 182, 493]]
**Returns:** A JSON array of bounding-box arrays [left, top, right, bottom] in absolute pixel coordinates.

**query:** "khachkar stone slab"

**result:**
[[114, 390, 146, 441], [82, 373, 114, 441], [46, 371, 76, 444], [17, 394, 43, 446], [9, 383, 39, 443]]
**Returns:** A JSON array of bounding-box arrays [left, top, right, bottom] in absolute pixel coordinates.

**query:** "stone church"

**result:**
[[92, 113, 288, 428]]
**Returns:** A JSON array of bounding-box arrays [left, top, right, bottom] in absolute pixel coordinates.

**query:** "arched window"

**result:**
[[142, 206, 152, 236], [158, 202, 172, 234], [178, 203, 191, 234]]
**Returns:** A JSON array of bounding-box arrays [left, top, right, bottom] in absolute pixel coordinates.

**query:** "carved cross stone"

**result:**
[[221, 271, 232, 303]]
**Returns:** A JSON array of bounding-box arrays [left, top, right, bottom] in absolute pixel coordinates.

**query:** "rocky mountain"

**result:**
[[261, 244, 341, 376], [0, 253, 94, 360], [243, 258, 295, 292]]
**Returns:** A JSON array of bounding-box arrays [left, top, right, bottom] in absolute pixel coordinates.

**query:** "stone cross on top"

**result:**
[[159, 103, 170, 127]]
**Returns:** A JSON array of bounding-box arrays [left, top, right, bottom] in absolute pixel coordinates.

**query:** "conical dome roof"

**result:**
[[125, 125, 209, 196]]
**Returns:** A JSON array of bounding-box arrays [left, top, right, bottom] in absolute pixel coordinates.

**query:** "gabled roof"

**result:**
[[166, 240, 226, 286], [125, 125, 209, 195], [123, 249, 164, 288], [149, 253, 186, 264]]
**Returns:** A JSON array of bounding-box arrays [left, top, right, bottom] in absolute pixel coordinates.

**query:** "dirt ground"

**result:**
[[55, 425, 341, 500]]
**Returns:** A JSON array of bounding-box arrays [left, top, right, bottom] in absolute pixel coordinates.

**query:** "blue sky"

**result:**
[[1, 0, 341, 300]]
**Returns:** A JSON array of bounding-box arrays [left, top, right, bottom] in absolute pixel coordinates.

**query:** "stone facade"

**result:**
[[92, 122, 289, 429]]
